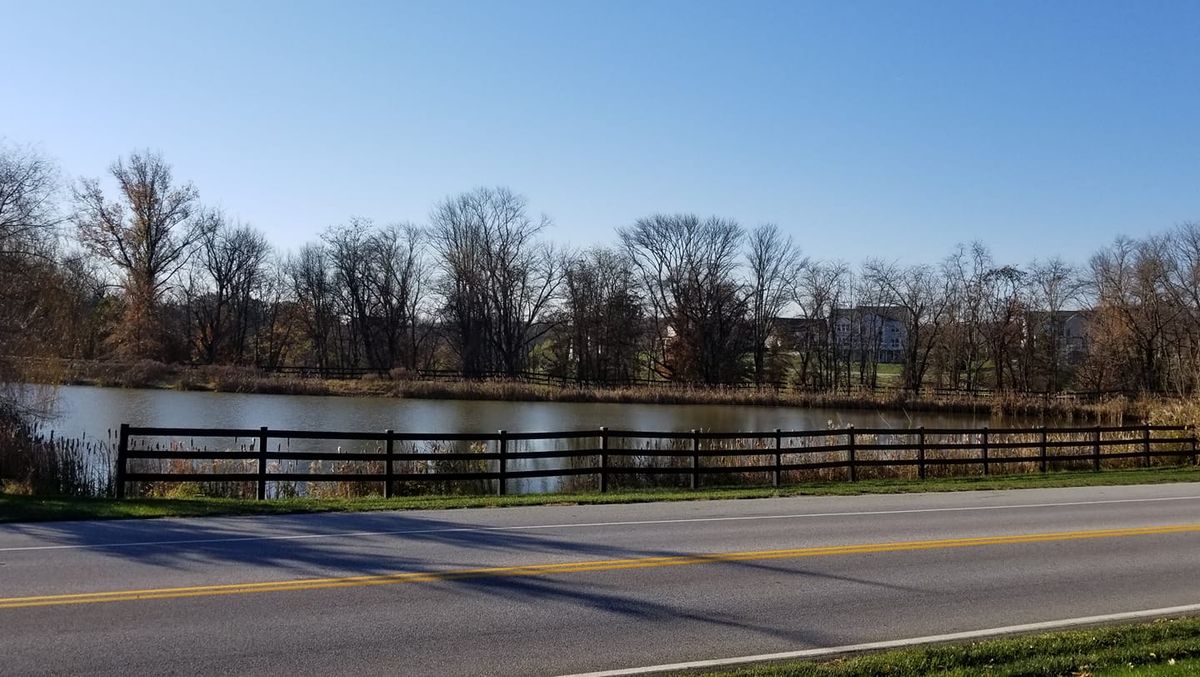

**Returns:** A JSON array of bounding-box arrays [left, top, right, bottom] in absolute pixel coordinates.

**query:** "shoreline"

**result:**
[[19, 358, 1149, 423]]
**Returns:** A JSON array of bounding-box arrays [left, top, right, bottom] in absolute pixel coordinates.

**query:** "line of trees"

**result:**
[[3, 142, 1199, 395]]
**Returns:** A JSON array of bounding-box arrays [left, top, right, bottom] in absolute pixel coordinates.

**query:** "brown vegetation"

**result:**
[[3, 143, 1200, 401], [16, 356, 1163, 424], [4, 144, 1200, 500]]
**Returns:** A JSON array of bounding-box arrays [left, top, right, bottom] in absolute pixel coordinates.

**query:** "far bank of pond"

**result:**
[[22, 359, 1139, 421], [39, 384, 1059, 442]]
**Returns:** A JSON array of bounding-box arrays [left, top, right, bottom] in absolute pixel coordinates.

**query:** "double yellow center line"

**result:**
[[4, 523, 1198, 610]]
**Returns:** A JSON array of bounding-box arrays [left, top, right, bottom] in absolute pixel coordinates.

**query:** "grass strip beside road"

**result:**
[[2, 466, 1198, 523], [700, 617, 1200, 677]]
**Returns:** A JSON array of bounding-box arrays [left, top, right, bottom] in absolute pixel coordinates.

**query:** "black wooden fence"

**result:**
[[115, 423, 1198, 500]]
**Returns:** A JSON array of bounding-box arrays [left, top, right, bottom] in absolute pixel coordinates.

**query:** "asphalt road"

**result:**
[[3, 483, 1200, 676]]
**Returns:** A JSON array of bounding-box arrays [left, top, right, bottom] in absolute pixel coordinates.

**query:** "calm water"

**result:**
[[40, 385, 1042, 440], [35, 385, 1049, 494]]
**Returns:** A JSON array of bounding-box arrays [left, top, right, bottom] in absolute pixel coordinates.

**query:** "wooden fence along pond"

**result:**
[[114, 423, 1199, 500]]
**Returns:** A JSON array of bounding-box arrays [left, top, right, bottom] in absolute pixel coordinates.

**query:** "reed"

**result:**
[[124, 436, 496, 500], [0, 404, 116, 497]]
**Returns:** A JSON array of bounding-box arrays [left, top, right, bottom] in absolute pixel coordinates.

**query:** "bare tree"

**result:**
[[324, 219, 376, 369], [0, 143, 66, 399], [862, 259, 951, 392], [1026, 257, 1083, 392], [0, 144, 113, 443], [938, 244, 990, 390], [620, 214, 749, 384], [1163, 222, 1200, 392], [0, 142, 60, 257], [288, 244, 339, 371], [745, 224, 804, 384], [186, 214, 271, 364], [562, 247, 645, 384], [430, 187, 561, 377], [982, 263, 1027, 392], [1089, 236, 1180, 392], [430, 195, 489, 375], [793, 260, 849, 390], [939, 243, 1027, 391], [252, 256, 296, 370], [73, 151, 210, 359], [367, 223, 429, 371]]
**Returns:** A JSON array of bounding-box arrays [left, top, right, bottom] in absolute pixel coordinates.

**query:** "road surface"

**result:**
[[3, 483, 1200, 676]]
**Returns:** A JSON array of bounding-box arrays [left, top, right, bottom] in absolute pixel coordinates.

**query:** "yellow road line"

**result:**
[[3, 523, 1198, 610]]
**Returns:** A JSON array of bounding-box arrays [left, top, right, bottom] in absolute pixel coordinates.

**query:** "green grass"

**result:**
[[2, 465, 1198, 523], [1099, 662, 1195, 677], [1101, 658, 1200, 675], [701, 617, 1200, 676]]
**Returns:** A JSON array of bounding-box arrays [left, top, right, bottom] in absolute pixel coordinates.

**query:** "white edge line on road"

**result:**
[[555, 602, 1200, 677], [3, 494, 1200, 553]]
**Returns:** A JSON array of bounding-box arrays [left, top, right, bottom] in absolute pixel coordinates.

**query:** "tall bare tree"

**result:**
[[1024, 258, 1082, 392], [862, 259, 951, 392], [73, 151, 210, 359], [745, 224, 804, 384], [621, 214, 749, 384], [1163, 222, 1200, 393], [938, 244, 990, 390], [430, 187, 561, 377], [252, 256, 296, 370], [1089, 236, 1180, 392], [793, 260, 849, 390], [288, 244, 339, 371], [562, 247, 645, 384], [366, 223, 429, 371], [0, 143, 64, 399], [0, 142, 60, 257], [323, 219, 376, 369], [186, 215, 271, 364]]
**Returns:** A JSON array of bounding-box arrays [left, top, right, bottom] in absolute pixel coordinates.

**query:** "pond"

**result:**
[[34, 385, 1053, 495], [40, 385, 1045, 440]]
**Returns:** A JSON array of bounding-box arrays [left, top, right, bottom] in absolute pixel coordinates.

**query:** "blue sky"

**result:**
[[4, 0, 1198, 264]]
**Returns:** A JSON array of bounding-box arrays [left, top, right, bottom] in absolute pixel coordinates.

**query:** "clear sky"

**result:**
[[4, 0, 1198, 264]]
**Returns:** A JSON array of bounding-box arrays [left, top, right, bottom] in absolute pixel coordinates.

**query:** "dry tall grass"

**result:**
[[0, 407, 115, 496]]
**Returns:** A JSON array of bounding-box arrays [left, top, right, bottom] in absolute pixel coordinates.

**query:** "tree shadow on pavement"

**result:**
[[0, 509, 925, 646]]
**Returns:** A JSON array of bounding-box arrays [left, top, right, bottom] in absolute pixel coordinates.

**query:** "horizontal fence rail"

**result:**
[[114, 423, 1199, 500]]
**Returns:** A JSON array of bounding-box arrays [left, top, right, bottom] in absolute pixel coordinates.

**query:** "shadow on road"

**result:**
[[1, 510, 921, 644]]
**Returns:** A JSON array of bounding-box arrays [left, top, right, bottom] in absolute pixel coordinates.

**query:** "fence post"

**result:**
[[1039, 425, 1048, 473], [384, 430, 395, 499], [690, 429, 699, 490], [1092, 425, 1101, 472], [1191, 425, 1198, 466], [116, 423, 129, 499], [981, 426, 990, 476], [257, 426, 268, 500], [847, 425, 857, 482], [599, 427, 609, 493], [497, 430, 508, 496], [917, 426, 926, 480], [1143, 423, 1152, 468], [773, 428, 782, 488]]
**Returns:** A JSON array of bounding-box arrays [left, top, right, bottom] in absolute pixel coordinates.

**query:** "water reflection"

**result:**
[[47, 385, 1050, 495]]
